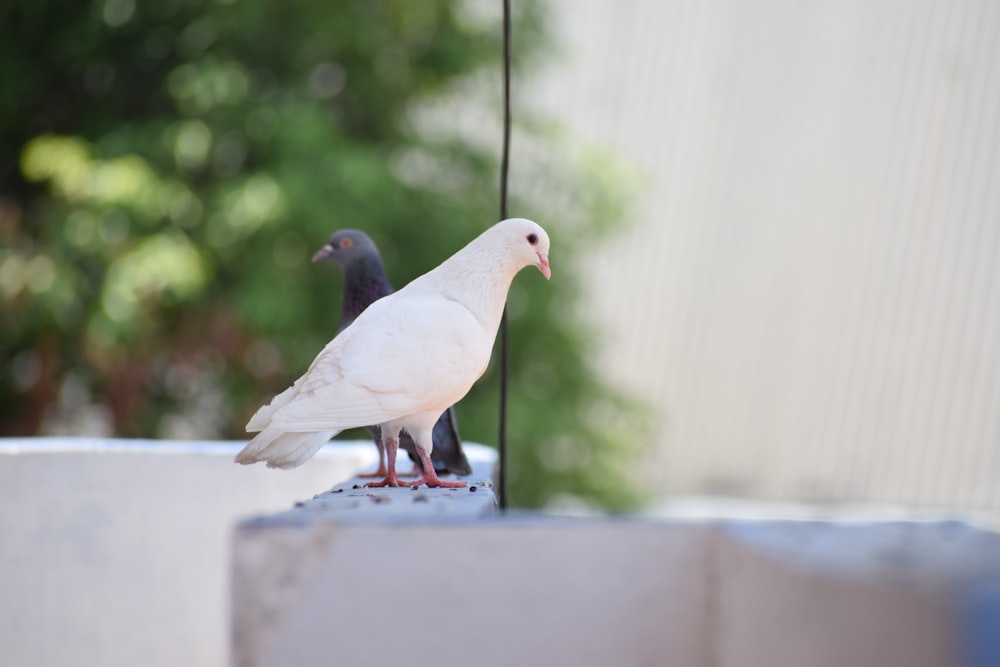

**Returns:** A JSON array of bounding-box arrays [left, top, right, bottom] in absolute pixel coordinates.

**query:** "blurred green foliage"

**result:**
[[0, 0, 649, 510]]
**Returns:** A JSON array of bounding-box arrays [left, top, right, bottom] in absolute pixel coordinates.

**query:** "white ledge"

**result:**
[[0, 436, 493, 667], [252, 445, 497, 524]]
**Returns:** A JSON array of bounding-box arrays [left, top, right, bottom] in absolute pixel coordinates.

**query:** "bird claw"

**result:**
[[366, 473, 404, 488], [406, 475, 467, 489]]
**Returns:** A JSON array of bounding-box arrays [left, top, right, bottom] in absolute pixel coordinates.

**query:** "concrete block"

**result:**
[[232, 510, 1000, 667], [232, 518, 716, 667], [716, 521, 1000, 667], [960, 580, 1000, 667]]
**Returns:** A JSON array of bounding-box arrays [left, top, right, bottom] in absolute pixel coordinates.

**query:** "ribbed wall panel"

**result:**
[[529, 0, 1000, 510]]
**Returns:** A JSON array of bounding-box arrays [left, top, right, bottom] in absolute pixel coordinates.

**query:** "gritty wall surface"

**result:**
[[233, 519, 714, 667], [233, 515, 1000, 667]]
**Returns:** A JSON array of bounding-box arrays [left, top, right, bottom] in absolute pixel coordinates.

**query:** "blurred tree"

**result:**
[[0, 0, 648, 510]]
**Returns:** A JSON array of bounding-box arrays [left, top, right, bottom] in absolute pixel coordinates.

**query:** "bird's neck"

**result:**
[[340, 258, 393, 330], [425, 242, 519, 335]]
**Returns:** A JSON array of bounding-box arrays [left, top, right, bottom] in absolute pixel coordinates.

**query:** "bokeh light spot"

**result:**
[[0, 253, 27, 299], [26, 255, 56, 293], [103, 0, 135, 28], [308, 62, 346, 99], [174, 120, 213, 171]]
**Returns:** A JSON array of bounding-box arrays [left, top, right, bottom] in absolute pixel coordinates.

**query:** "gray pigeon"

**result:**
[[311, 229, 472, 478]]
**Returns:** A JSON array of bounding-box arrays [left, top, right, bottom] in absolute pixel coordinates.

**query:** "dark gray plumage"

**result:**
[[312, 229, 472, 477]]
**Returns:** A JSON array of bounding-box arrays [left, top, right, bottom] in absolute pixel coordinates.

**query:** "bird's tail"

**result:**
[[234, 428, 339, 469], [245, 378, 303, 432]]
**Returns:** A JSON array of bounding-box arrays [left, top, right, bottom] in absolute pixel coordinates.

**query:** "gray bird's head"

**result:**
[[312, 229, 381, 268]]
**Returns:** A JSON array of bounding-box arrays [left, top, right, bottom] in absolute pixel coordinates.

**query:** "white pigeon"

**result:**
[[234, 217, 551, 488]]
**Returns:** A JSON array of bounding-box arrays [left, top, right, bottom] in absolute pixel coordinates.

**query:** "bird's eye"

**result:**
[[340, 238, 353, 249], [527, 233, 538, 245]]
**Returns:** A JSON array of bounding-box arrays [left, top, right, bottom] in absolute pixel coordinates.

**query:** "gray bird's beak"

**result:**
[[312, 244, 335, 263], [537, 252, 551, 280]]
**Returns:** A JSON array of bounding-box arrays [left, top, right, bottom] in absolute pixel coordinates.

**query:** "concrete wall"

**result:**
[[0, 438, 491, 667], [5, 438, 1000, 667], [233, 508, 1000, 667], [234, 519, 714, 667]]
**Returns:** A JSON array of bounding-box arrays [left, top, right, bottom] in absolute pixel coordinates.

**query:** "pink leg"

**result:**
[[366, 436, 403, 488], [407, 446, 467, 489]]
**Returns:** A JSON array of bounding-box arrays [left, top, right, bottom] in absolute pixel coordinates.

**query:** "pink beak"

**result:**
[[537, 253, 551, 280]]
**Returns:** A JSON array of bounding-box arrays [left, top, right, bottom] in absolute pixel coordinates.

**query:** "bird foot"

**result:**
[[366, 471, 404, 488], [357, 467, 388, 478], [407, 472, 467, 489]]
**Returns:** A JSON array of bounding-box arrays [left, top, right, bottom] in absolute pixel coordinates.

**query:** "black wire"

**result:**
[[498, 0, 512, 511]]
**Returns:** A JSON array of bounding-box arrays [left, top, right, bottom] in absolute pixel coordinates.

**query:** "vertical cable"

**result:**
[[498, 0, 512, 511]]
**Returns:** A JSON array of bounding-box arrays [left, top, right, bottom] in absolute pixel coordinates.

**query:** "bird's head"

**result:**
[[497, 217, 551, 280], [312, 229, 380, 267]]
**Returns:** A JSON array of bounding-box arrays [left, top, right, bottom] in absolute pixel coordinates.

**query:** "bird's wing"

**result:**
[[267, 292, 491, 432]]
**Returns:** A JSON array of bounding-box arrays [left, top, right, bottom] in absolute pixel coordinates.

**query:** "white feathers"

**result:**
[[233, 430, 338, 469], [234, 218, 551, 469]]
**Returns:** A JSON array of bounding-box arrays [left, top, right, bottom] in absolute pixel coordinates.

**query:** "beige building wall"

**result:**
[[530, 0, 1000, 511]]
